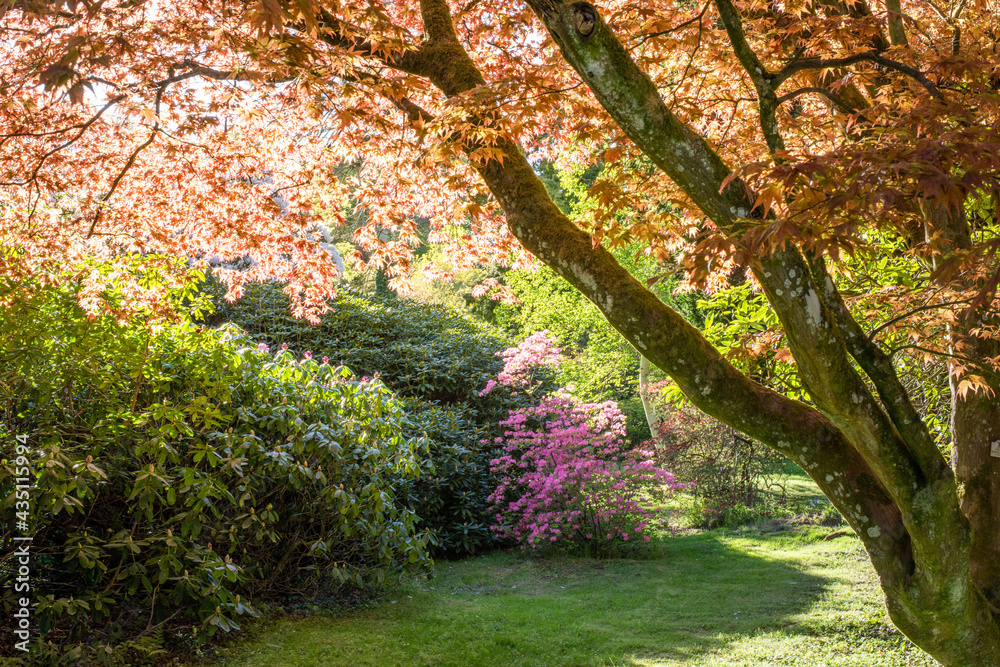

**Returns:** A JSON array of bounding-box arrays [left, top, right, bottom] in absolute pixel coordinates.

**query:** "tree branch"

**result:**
[[159, 62, 298, 86], [0, 94, 124, 187], [712, 0, 784, 153], [86, 84, 166, 239], [85, 125, 159, 239], [773, 51, 942, 99], [886, 0, 909, 46], [807, 255, 947, 483], [314, 7, 429, 77], [776, 86, 850, 111], [868, 298, 972, 339], [635, 0, 710, 46], [419, 0, 461, 43]]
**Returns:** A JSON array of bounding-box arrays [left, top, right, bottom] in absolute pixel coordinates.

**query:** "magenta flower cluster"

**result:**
[[489, 395, 680, 551], [479, 331, 561, 397], [484, 334, 680, 552]]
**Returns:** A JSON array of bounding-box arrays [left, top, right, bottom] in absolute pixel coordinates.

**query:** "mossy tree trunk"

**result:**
[[328, 1, 1000, 663]]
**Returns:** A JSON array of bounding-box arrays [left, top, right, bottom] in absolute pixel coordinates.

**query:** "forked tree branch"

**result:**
[[806, 255, 946, 482]]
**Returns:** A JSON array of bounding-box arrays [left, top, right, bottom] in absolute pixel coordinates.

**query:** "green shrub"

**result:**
[[654, 402, 789, 529], [0, 284, 431, 660], [395, 401, 496, 555], [206, 281, 508, 408], [618, 396, 651, 447], [205, 281, 533, 556]]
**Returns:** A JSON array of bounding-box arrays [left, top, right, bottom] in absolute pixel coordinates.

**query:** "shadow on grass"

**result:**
[[207, 530, 859, 667]]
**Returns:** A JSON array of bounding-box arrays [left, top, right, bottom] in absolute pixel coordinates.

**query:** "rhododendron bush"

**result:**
[[479, 330, 562, 399], [207, 280, 525, 556], [0, 280, 431, 659]]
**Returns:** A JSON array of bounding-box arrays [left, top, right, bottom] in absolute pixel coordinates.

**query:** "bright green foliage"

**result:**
[[698, 281, 798, 398], [207, 281, 531, 555], [495, 264, 639, 402], [407, 242, 507, 324], [0, 283, 431, 659], [496, 162, 701, 416]]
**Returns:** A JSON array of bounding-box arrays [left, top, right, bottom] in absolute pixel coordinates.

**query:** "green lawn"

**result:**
[[196, 525, 938, 667]]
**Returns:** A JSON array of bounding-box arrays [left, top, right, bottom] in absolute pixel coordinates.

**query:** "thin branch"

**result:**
[[635, 0, 711, 46], [163, 62, 297, 86], [772, 52, 942, 99], [919, 0, 951, 22], [86, 85, 166, 239], [314, 7, 427, 75], [868, 299, 973, 339], [0, 122, 88, 141], [269, 180, 312, 199], [341, 71, 436, 124], [777, 86, 849, 110], [85, 127, 159, 239], [670, 7, 706, 108], [7, 58, 299, 201], [713, 0, 784, 153], [455, 0, 483, 19], [0, 94, 124, 187], [889, 344, 1000, 380]]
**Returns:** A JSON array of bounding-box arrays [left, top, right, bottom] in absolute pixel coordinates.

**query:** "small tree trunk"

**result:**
[[638, 354, 660, 446]]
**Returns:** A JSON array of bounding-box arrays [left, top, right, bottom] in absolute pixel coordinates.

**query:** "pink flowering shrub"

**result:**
[[489, 392, 681, 555], [479, 331, 561, 397]]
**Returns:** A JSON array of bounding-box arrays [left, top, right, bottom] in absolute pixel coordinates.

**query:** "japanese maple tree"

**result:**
[[4, 0, 1000, 663]]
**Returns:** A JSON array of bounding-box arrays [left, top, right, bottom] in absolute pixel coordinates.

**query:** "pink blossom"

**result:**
[[489, 387, 681, 553]]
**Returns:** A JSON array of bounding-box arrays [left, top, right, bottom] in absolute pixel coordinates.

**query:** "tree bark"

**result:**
[[927, 202, 1000, 616], [952, 327, 1000, 614]]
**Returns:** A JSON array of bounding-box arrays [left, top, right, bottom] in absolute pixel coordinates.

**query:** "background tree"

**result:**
[[4, 0, 1000, 663]]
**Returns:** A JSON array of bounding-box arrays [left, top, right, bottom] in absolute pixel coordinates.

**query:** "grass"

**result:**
[[193, 524, 938, 667]]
